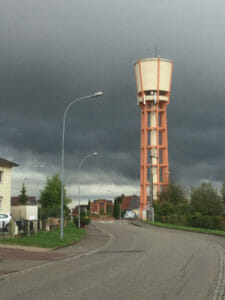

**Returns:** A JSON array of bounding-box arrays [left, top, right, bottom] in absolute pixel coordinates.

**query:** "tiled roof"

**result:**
[[121, 195, 140, 210], [93, 199, 113, 204], [0, 157, 19, 168], [129, 196, 140, 209], [11, 196, 37, 206]]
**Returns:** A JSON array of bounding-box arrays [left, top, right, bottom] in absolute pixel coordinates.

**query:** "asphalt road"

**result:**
[[0, 221, 224, 300]]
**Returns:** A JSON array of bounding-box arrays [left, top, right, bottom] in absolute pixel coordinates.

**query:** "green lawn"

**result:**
[[145, 221, 225, 237], [0, 222, 87, 248]]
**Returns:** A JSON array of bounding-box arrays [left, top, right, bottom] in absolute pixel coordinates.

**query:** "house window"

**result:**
[[0, 197, 2, 209], [0, 171, 3, 183]]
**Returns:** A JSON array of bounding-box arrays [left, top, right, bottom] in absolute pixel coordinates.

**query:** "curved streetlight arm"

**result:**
[[62, 93, 103, 151], [60, 92, 103, 240]]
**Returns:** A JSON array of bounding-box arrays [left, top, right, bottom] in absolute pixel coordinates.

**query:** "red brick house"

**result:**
[[90, 199, 113, 215], [72, 205, 88, 216], [121, 195, 139, 211], [121, 195, 140, 217]]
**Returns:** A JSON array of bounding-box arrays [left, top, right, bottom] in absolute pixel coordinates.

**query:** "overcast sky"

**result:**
[[0, 0, 225, 206]]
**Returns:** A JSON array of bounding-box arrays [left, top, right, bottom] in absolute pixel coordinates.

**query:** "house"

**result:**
[[72, 204, 89, 216], [10, 196, 38, 221], [121, 195, 140, 217], [0, 157, 19, 214], [90, 199, 114, 216]]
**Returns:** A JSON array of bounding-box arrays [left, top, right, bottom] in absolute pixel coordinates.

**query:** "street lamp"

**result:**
[[78, 152, 100, 228], [60, 92, 103, 240]]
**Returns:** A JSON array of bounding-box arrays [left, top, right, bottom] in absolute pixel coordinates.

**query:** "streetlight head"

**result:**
[[94, 91, 103, 97], [93, 152, 99, 155]]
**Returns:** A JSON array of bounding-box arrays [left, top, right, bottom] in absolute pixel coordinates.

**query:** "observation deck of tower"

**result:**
[[134, 57, 173, 220]]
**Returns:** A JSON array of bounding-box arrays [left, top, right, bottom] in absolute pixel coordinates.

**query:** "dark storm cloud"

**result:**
[[0, 0, 225, 198]]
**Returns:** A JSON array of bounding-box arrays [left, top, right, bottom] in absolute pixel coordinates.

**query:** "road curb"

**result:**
[[212, 246, 225, 300], [129, 221, 143, 227], [0, 225, 114, 281]]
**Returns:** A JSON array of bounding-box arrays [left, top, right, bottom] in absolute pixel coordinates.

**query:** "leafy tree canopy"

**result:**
[[19, 183, 28, 205], [87, 200, 91, 211], [190, 182, 223, 216], [113, 194, 124, 219], [40, 174, 71, 209], [158, 183, 187, 206], [221, 179, 225, 204]]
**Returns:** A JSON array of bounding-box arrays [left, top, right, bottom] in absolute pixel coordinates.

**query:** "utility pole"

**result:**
[[149, 154, 157, 223]]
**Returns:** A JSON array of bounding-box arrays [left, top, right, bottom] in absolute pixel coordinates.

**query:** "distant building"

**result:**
[[121, 195, 140, 217], [0, 157, 18, 214], [72, 205, 88, 216], [90, 199, 113, 216]]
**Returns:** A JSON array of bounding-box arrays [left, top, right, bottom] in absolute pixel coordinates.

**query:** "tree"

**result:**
[[40, 174, 71, 209], [221, 179, 225, 205], [87, 200, 91, 211], [113, 194, 124, 219], [158, 182, 187, 206], [19, 183, 28, 205], [190, 182, 223, 216]]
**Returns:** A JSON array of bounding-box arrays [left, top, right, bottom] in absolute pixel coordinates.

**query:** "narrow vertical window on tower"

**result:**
[[158, 113, 162, 127], [134, 57, 173, 220]]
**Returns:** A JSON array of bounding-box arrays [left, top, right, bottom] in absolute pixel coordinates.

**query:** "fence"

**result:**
[[0, 207, 64, 237], [16, 220, 35, 235], [0, 221, 9, 235]]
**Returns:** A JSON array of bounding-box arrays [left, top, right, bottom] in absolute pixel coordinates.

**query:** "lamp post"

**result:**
[[60, 92, 103, 240], [78, 152, 100, 228]]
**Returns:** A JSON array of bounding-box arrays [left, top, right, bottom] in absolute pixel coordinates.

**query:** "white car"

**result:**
[[124, 211, 136, 219], [0, 213, 12, 230]]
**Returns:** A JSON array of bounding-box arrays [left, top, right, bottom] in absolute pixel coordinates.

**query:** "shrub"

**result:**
[[158, 182, 187, 205], [189, 212, 208, 228], [73, 212, 90, 227], [190, 182, 224, 216], [170, 215, 179, 225]]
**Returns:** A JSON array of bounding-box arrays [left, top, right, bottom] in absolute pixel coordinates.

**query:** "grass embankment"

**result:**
[[0, 222, 86, 248], [145, 220, 225, 237]]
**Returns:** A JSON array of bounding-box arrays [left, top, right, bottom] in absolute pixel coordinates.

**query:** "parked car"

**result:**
[[0, 213, 12, 230], [124, 210, 136, 220]]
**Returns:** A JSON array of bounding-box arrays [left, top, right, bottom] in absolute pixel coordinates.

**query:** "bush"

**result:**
[[190, 182, 224, 216], [154, 202, 190, 222], [73, 214, 90, 227], [158, 212, 225, 230], [188, 212, 208, 228], [158, 183, 187, 205], [154, 203, 174, 222], [169, 215, 178, 225], [38, 207, 61, 220]]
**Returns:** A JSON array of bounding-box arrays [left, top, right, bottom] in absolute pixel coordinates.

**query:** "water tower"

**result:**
[[134, 57, 173, 220]]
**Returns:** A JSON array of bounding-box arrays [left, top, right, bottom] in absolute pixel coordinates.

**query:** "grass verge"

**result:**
[[145, 220, 225, 237], [0, 222, 87, 248]]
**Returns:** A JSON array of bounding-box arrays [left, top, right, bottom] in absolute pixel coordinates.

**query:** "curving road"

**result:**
[[1, 221, 225, 300]]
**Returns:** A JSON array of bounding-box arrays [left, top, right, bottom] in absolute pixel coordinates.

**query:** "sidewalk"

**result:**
[[0, 223, 110, 278]]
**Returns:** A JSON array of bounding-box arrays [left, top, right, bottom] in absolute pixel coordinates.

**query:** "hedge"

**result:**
[[160, 213, 225, 230]]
